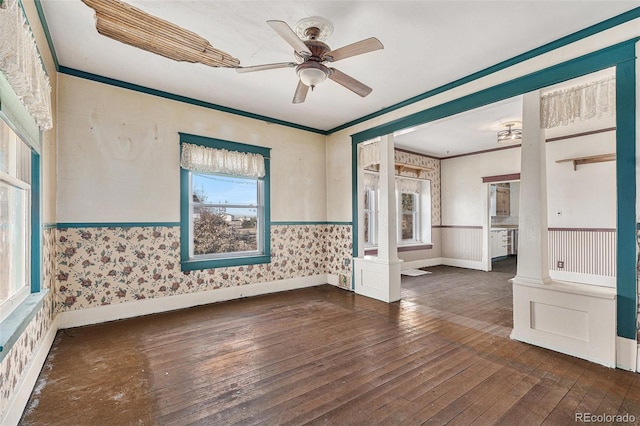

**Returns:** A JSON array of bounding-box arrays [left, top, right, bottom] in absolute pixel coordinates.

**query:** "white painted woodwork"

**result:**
[[354, 134, 402, 303], [615, 336, 637, 371], [548, 229, 616, 287], [511, 90, 617, 368], [353, 257, 402, 303], [377, 135, 399, 262], [513, 91, 551, 285], [512, 281, 616, 367], [441, 227, 483, 261]]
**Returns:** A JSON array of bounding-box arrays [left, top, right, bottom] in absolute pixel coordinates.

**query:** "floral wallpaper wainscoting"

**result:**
[[326, 225, 352, 289], [55, 224, 353, 312], [0, 229, 57, 419]]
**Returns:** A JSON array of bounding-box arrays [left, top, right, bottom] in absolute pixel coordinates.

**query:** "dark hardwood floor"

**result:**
[[20, 262, 640, 425]]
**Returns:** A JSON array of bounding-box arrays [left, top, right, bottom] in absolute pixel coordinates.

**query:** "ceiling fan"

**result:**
[[236, 17, 383, 104]]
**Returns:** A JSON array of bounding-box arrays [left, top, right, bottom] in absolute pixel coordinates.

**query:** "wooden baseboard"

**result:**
[[2, 318, 58, 426], [57, 275, 328, 329], [440, 258, 485, 271], [615, 336, 637, 371]]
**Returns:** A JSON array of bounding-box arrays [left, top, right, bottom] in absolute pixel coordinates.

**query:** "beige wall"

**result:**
[[56, 75, 327, 223], [441, 148, 521, 226]]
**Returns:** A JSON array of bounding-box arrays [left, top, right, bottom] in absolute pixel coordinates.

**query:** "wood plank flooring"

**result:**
[[20, 261, 640, 425]]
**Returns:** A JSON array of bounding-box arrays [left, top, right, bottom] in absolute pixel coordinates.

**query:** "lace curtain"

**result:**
[[180, 143, 265, 178], [359, 140, 380, 168], [0, 0, 53, 130], [363, 174, 422, 194], [396, 177, 422, 194], [363, 172, 379, 191], [541, 76, 615, 129]]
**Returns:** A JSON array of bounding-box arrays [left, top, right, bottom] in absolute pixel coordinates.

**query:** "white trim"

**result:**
[[511, 280, 616, 368], [1, 317, 58, 426], [616, 336, 637, 371], [401, 258, 442, 270], [549, 270, 616, 288], [440, 258, 486, 271], [57, 275, 327, 329], [327, 273, 338, 286]]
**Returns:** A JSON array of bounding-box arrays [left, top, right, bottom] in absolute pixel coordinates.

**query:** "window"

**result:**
[[363, 187, 376, 246], [362, 172, 431, 248], [191, 174, 263, 257], [400, 192, 418, 242], [0, 119, 32, 322], [180, 133, 271, 270]]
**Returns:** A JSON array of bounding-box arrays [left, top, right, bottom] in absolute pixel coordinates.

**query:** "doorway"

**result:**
[[488, 181, 519, 275]]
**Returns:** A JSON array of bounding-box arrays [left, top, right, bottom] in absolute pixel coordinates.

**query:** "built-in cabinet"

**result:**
[[491, 229, 509, 259]]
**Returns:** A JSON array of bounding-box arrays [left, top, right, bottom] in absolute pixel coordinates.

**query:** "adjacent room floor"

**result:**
[[20, 264, 640, 425]]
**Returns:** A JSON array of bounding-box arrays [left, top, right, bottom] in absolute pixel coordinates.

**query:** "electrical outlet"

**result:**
[[557, 260, 565, 269]]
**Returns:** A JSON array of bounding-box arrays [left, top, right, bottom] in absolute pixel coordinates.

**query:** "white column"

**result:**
[[515, 90, 551, 285], [510, 91, 617, 369], [377, 134, 399, 262], [353, 134, 402, 303]]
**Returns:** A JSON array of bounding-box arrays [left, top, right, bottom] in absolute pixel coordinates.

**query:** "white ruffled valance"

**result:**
[[180, 143, 265, 178], [396, 177, 422, 194], [541, 76, 615, 129], [0, 0, 53, 130], [359, 140, 380, 168]]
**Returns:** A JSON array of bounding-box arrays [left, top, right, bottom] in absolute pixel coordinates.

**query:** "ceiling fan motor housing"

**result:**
[[295, 39, 331, 62]]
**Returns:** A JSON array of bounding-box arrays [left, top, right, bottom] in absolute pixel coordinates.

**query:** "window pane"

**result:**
[[192, 173, 257, 206], [401, 213, 414, 240], [193, 207, 258, 255], [363, 212, 369, 243], [401, 192, 414, 212], [0, 181, 29, 304], [191, 173, 261, 256], [0, 120, 31, 183]]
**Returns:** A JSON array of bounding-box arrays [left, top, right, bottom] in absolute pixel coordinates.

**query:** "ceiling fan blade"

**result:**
[[236, 62, 296, 73], [325, 37, 384, 62], [82, 0, 239, 68], [329, 68, 373, 97], [267, 20, 312, 57], [292, 80, 309, 104]]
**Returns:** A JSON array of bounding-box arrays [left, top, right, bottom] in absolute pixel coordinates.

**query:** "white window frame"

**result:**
[[363, 186, 377, 247], [0, 136, 32, 323], [363, 173, 432, 249]]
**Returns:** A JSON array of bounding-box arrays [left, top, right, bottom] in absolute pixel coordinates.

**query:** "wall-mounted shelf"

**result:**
[[366, 162, 433, 177], [556, 153, 615, 171], [395, 162, 433, 175]]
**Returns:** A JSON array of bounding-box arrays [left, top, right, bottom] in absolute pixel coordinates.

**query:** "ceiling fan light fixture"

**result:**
[[497, 122, 522, 144], [297, 62, 329, 90]]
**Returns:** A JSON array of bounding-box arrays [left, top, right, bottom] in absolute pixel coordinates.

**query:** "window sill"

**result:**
[[364, 243, 433, 256], [0, 289, 49, 362], [181, 254, 271, 271]]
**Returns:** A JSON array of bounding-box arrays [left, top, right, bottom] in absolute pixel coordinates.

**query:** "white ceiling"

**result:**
[[40, 1, 636, 135], [392, 66, 617, 158], [393, 95, 523, 158]]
